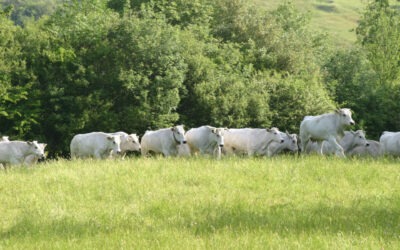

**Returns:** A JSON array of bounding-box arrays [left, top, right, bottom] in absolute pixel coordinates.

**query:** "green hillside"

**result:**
[[254, 0, 400, 47]]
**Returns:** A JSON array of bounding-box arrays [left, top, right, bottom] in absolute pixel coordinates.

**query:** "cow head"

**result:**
[[349, 130, 369, 147], [107, 135, 122, 155], [336, 108, 355, 126], [126, 134, 141, 152], [210, 127, 225, 148], [171, 125, 187, 144], [27, 141, 46, 159], [267, 127, 285, 143], [286, 131, 299, 152]]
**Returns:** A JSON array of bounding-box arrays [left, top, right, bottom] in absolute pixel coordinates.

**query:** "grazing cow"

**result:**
[[70, 132, 122, 159], [223, 127, 284, 156], [268, 132, 299, 156], [306, 130, 368, 155], [110, 132, 141, 158], [348, 140, 381, 158], [0, 141, 45, 167], [379, 131, 400, 156], [299, 108, 355, 157], [186, 126, 225, 158], [24, 143, 47, 165], [141, 125, 187, 157]]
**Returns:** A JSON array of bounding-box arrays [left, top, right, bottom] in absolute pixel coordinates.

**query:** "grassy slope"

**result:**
[[0, 157, 399, 249], [254, 0, 400, 48]]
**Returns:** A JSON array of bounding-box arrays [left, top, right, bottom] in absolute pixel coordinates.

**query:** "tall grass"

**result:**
[[0, 156, 399, 249]]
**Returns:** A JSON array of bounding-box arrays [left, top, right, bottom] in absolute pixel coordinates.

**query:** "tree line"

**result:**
[[1, 0, 399, 157]]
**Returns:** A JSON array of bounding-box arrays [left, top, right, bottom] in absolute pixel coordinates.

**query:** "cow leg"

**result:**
[[327, 136, 345, 157], [299, 134, 309, 153], [93, 151, 103, 159], [318, 141, 325, 155]]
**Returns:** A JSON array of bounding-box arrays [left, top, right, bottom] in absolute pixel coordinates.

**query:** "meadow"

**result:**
[[0, 156, 399, 249], [254, 0, 400, 47]]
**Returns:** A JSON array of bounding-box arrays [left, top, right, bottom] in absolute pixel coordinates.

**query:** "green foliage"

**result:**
[[0, 0, 61, 26], [324, 1, 400, 139], [0, 13, 38, 138], [109, 15, 187, 131], [356, 0, 400, 86], [5, 0, 394, 156], [264, 72, 335, 132]]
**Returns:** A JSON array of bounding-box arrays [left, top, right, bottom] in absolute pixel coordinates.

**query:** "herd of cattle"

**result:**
[[1, 108, 400, 167]]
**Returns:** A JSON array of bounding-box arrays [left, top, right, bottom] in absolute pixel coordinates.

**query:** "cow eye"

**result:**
[[113, 141, 116, 144], [342, 114, 346, 117], [359, 136, 362, 138]]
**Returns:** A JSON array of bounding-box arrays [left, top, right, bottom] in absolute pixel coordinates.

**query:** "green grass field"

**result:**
[[1, 156, 399, 249], [254, 0, 400, 47]]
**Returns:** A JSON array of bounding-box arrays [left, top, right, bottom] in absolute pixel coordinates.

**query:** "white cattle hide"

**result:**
[[70, 132, 122, 159], [1, 136, 9, 142], [186, 125, 225, 158], [24, 143, 47, 165], [268, 132, 298, 156], [299, 108, 355, 157], [0, 141, 45, 166], [223, 127, 284, 156], [141, 125, 187, 157], [110, 131, 141, 158], [379, 131, 400, 156], [306, 130, 368, 155], [348, 140, 381, 158]]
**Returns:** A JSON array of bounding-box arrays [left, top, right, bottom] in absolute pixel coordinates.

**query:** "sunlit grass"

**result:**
[[253, 0, 400, 47], [0, 156, 399, 249]]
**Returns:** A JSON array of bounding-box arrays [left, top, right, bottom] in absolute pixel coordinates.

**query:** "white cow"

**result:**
[[110, 132, 141, 158], [0, 141, 45, 167], [223, 127, 284, 156], [299, 108, 355, 157], [24, 143, 47, 165], [306, 130, 368, 155], [268, 132, 299, 156], [141, 125, 187, 156], [186, 125, 225, 158], [348, 140, 381, 158], [1, 136, 9, 142], [70, 132, 122, 159], [379, 131, 400, 156]]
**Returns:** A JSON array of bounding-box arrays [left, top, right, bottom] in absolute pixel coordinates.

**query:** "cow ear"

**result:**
[[266, 128, 271, 132], [107, 136, 114, 140], [171, 127, 175, 132], [335, 109, 341, 114]]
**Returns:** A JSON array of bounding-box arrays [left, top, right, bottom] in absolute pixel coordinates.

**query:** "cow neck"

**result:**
[[341, 134, 358, 153], [260, 134, 275, 153], [172, 131, 181, 145]]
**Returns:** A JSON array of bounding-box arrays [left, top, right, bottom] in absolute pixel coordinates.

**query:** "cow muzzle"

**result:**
[[219, 144, 224, 148], [182, 141, 187, 144], [280, 139, 285, 143], [350, 121, 355, 125]]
